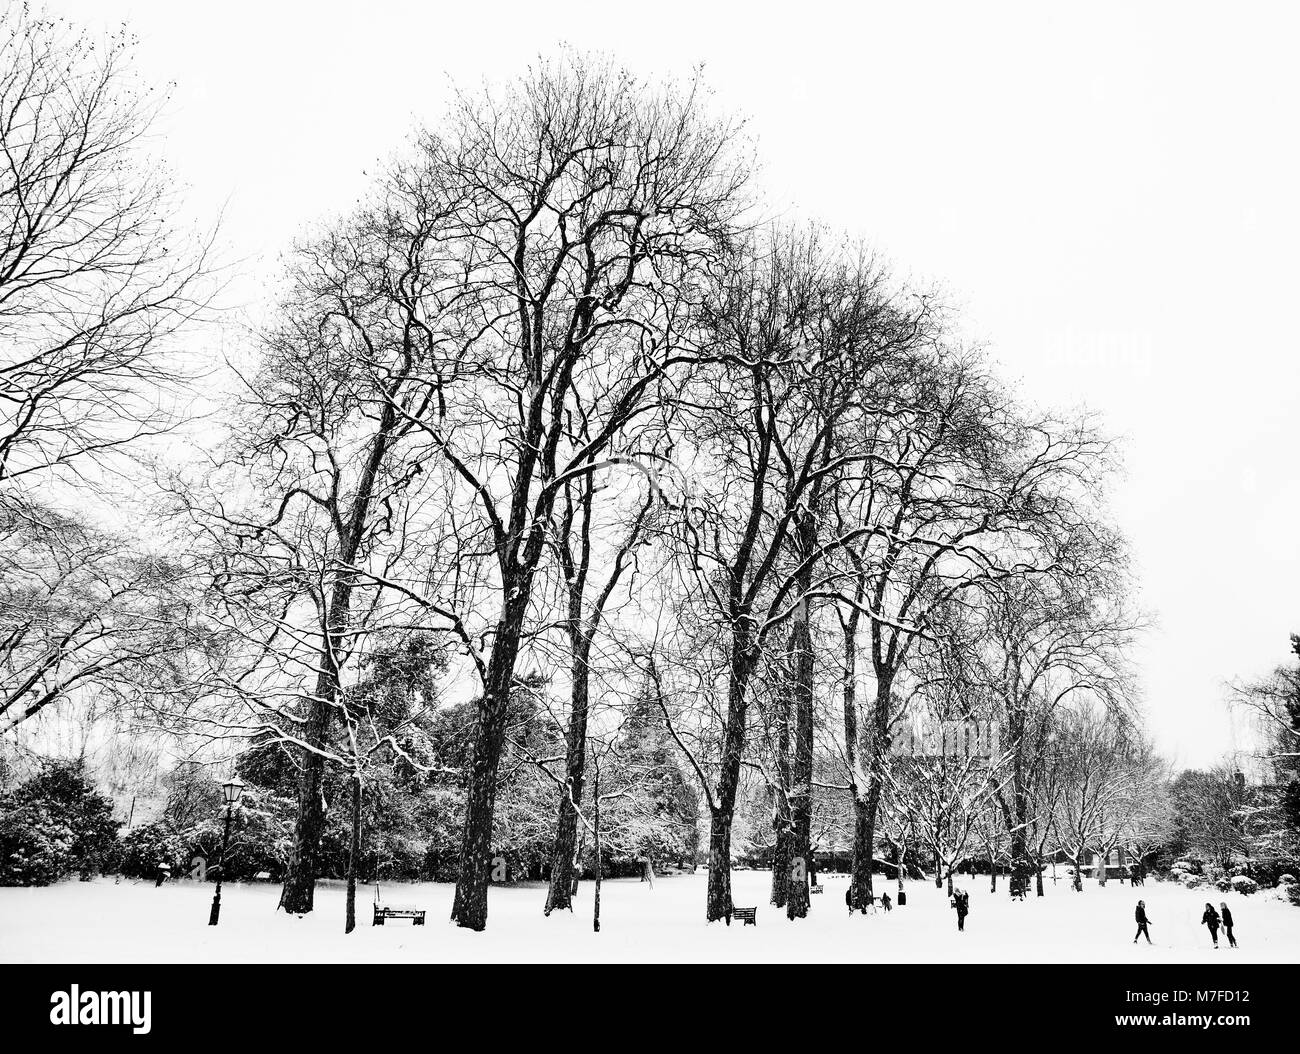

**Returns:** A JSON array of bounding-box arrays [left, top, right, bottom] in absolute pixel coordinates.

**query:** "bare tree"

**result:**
[[881, 604, 1008, 897], [660, 229, 915, 921], [0, 6, 211, 491], [0, 6, 214, 741], [542, 469, 654, 914], [982, 566, 1136, 893], [833, 352, 1114, 906], [1051, 707, 1149, 889], [172, 185, 465, 913], [1169, 763, 1254, 873], [386, 56, 750, 931], [0, 500, 199, 735], [1230, 635, 1300, 763]]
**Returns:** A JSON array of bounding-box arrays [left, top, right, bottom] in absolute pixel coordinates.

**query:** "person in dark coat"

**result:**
[[881, 891, 892, 912], [952, 889, 969, 931], [1220, 902, 1237, 948], [1133, 899, 1152, 943], [1202, 903, 1221, 948]]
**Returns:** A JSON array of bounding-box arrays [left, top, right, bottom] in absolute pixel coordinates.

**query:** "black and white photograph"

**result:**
[[0, 0, 1296, 1036]]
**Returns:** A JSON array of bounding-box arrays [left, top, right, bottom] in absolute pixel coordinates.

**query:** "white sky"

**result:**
[[44, 0, 1300, 768]]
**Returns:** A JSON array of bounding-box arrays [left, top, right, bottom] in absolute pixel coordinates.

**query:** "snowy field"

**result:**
[[2, 870, 1297, 964]]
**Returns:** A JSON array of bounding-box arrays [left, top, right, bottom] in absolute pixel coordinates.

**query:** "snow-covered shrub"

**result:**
[[1229, 875, 1258, 895], [1277, 873, 1297, 887], [0, 802, 77, 885], [117, 822, 192, 880], [119, 810, 288, 883], [0, 761, 119, 885]]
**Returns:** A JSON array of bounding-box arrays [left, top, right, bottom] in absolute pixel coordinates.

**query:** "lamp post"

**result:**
[[208, 777, 245, 926]]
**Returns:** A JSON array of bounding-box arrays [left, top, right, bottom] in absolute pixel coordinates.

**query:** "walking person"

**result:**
[[1220, 903, 1237, 948], [1133, 899, 1152, 944], [1201, 902, 1221, 948], [881, 891, 892, 912]]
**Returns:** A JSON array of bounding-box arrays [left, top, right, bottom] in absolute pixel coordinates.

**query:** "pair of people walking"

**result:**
[[1202, 902, 1237, 948]]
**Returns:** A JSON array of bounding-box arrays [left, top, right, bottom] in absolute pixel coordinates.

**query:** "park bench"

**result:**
[[728, 906, 757, 926], [372, 883, 426, 926], [373, 905, 426, 925]]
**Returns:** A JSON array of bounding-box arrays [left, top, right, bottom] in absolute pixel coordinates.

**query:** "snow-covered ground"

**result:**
[[2, 870, 1297, 963]]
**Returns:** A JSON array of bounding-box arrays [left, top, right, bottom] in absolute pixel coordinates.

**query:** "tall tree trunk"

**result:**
[[786, 615, 814, 921], [278, 694, 330, 914], [1005, 694, 1031, 894], [451, 587, 529, 931], [706, 633, 754, 922], [770, 808, 791, 907], [850, 676, 891, 904], [841, 602, 874, 912], [278, 388, 399, 915], [280, 582, 352, 914], [706, 806, 734, 921], [345, 774, 361, 933], [849, 795, 873, 908], [545, 638, 592, 915], [592, 768, 602, 933], [770, 676, 792, 909]]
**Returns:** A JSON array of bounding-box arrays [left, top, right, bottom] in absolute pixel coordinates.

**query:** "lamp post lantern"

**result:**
[[208, 777, 245, 926]]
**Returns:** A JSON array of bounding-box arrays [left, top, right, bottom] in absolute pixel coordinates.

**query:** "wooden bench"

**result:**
[[373, 904, 426, 925], [729, 906, 757, 926], [372, 883, 425, 926]]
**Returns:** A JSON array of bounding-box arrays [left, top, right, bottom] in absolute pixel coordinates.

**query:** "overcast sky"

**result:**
[[47, 0, 1300, 767]]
